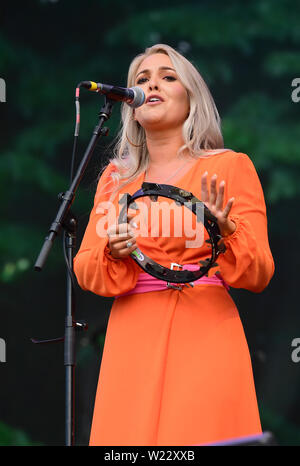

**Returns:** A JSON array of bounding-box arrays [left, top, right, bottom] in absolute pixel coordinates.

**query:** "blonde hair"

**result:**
[[100, 43, 224, 200]]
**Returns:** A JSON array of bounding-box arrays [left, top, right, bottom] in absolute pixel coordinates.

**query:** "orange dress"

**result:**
[[73, 150, 274, 446]]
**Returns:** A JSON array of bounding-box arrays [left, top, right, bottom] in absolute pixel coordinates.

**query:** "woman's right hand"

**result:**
[[106, 215, 138, 259]]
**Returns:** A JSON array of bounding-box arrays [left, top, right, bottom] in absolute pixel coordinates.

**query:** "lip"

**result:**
[[146, 94, 164, 104]]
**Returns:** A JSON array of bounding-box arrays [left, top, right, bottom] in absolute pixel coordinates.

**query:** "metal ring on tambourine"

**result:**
[[118, 182, 225, 284]]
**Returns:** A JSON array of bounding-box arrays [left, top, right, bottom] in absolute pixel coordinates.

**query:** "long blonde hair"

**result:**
[[100, 44, 224, 199]]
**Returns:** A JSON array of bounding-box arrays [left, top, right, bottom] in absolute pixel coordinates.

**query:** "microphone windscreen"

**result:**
[[128, 87, 145, 108]]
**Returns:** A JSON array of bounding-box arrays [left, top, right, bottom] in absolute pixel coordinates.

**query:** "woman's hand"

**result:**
[[107, 214, 138, 259], [201, 171, 236, 237]]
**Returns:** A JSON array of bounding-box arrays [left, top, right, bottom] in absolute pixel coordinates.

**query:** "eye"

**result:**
[[164, 75, 176, 81], [136, 77, 148, 85]]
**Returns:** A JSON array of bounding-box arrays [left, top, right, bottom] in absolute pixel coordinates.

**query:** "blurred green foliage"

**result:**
[[0, 421, 42, 446], [1, 0, 299, 276], [260, 408, 300, 446]]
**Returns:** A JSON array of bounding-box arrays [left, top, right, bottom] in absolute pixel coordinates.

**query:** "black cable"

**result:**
[[62, 86, 81, 290]]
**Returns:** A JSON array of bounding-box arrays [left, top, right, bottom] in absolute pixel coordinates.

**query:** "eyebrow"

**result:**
[[135, 66, 176, 79]]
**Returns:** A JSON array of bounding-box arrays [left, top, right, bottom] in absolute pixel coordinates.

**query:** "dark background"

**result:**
[[0, 0, 300, 446]]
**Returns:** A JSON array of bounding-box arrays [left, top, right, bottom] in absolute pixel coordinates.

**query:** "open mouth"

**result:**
[[146, 95, 164, 104]]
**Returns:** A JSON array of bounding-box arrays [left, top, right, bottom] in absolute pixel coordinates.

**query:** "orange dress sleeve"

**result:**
[[217, 152, 275, 292], [73, 163, 140, 297]]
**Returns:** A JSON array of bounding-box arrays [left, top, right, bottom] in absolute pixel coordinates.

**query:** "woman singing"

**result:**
[[73, 44, 274, 446]]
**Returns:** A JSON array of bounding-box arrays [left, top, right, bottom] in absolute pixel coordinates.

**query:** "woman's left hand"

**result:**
[[201, 171, 236, 237]]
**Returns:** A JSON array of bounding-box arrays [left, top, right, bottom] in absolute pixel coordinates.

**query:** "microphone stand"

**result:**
[[32, 96, 115, 446]]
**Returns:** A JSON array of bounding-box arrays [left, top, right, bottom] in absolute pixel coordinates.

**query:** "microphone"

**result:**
[[79, 81, 145, 108]]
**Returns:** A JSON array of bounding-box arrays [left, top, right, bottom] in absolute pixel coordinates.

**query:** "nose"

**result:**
[[148, 75, 159, 91], [149, 83, 159, 91]]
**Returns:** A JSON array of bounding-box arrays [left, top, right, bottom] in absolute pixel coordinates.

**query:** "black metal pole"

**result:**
[[34, 109, 112, 272], [64, 227, 76, 446], [32, 97, 114, 446]]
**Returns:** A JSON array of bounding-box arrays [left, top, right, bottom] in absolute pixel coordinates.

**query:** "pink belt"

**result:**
[[115, 264, 230, 298]]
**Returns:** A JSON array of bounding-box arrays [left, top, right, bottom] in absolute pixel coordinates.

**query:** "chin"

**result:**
[[140, 114, 179, 129], [139, 117, 166, 130]]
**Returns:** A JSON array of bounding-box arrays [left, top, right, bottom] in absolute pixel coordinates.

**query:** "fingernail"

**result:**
[[132, 222, 138, 229]]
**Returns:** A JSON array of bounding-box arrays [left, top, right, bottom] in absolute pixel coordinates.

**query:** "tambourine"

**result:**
[[118, 182, 225, 284]]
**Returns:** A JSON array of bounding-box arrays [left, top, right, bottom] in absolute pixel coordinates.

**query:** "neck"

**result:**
[[145, 128, 189, 167]]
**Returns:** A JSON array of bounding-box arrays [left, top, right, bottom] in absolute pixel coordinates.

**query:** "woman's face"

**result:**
[[133, 53, 190, 132]]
